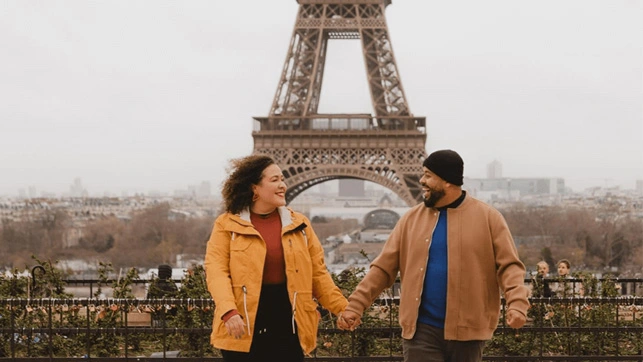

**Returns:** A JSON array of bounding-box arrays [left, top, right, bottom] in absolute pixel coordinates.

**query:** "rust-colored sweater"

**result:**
[[250, 209, 286, 284]]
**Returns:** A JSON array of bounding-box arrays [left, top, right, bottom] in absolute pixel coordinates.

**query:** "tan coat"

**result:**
[[204, 206, 348, 355], [345, 194, 529, 341]]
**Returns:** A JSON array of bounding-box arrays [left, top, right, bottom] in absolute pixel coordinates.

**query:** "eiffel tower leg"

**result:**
[[361, 28, 410, 118], [270, 28, 326, 117]]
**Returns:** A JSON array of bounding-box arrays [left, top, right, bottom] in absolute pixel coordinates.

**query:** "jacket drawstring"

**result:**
[[291, 291, 298, 334], [242, 285, 251, 336], [231, 232, 235, 241], [301, 230, 308, 247]]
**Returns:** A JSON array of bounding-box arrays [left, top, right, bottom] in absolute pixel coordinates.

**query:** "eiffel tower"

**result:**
[[253, 0, 427, 207]]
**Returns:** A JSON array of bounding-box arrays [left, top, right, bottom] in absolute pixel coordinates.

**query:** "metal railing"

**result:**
[[252, 115, 426, 133], [1, 278, 642, 361]]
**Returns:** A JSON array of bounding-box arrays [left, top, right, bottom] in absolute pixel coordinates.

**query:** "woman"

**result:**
[[556, 259, 570, 278], [204, 155, 348, 362], [553, 259, 582, 297]]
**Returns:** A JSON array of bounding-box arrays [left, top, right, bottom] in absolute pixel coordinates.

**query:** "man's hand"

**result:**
[[224, 314, 246, 338], [506, 309, 526, 329], [338, 310, 361, 331]]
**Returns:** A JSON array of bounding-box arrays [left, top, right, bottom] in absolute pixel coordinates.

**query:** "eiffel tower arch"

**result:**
[[252, 0, 427, 207]]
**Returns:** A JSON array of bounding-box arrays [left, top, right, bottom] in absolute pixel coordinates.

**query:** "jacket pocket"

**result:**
[[229, 238, 254, 281], [295, 295, 320, 352], [230, 237, 253, 251], [293, 292, 319, 320]]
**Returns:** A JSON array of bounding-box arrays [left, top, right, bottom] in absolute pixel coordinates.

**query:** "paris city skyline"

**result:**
[[1, 1, 641, 197]]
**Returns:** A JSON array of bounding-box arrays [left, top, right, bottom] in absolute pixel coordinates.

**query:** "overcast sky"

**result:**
[[1, 0, 641, 197]]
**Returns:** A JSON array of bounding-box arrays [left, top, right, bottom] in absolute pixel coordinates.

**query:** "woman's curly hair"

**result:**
[[221, 155, 276, 214]]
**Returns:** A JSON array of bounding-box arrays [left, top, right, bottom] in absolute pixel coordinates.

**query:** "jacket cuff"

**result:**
[[344, 301, 365, 317], [222, 309, 240, 322], [506, 300, 529, 318]]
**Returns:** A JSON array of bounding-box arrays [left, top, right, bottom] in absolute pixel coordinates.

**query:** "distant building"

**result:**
[[175, 181, 212, 199], [176, 254, 204, 268], [487, 160, 503, 179], [197, 181, 211, 199], [319, 181, 334, 195], [636, 180, 643, 195], [173, 189, 190, 198], [309, 206, 410, 225], [465, 177, 565, 201], [69, 177, 88, 198], [339, 179, 365, 197]]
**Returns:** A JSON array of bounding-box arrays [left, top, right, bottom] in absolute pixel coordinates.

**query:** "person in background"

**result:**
[[146, 264, 179, 327], [553, 258, 582, 297], [146, 264, 178, 299], [204, 155, 348, 362], [338, 149, 530, 362], [557, 259, 571, 278], [531, 261, 552, 298], [537, 261, 550, 277]]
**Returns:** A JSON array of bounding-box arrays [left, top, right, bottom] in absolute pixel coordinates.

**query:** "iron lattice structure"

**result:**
[[253, 0, 427, 206]]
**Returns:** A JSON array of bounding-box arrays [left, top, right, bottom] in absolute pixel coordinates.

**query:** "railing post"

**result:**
[[615, 297, 620, 356], [86, 298, 91, 358], [124, 299, 129, 360], [48, 298, 53, 361], [162, 298, 167, 359], [10, 298, 15, 359]]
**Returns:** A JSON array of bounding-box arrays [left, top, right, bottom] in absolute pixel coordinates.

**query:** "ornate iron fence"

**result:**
[[1, 296, 642, 361], [1, 278, 642, 361]]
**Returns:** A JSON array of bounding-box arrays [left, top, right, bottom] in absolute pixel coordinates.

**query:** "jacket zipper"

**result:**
[[242, 285, 251, 336], [291, 291, 298, 334], [288, 228, 309, 334], [301, 229, 308, 247]]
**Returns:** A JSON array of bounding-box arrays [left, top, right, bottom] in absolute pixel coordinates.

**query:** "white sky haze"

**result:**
[[0, 0, 642, 196]]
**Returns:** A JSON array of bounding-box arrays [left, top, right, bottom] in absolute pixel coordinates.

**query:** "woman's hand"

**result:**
[[337, 310, 361, 331], [224, 314, 246, 338]]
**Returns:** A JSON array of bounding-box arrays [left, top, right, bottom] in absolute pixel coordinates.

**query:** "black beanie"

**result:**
[[422, 149, 464, 186], [158, 264, 172, 280]]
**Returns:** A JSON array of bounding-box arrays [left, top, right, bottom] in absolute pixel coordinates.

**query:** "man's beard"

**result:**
[[423, 187, 445, 208]]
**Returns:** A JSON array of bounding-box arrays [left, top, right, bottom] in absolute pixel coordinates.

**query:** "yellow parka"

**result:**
[[204, 206, 348, 355]]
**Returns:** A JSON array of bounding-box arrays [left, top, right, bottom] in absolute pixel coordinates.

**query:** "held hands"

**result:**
[[337, 310, 361, 331], [224, 314, 246, 339], [506, 309, 526, 329]]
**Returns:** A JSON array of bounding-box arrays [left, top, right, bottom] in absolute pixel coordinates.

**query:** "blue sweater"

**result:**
[[418, 209, 448, 328]]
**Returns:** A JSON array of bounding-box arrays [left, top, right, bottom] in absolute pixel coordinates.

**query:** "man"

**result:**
[[339, 149, 529, 362], [147, 264, 178, 299], [531, 261, 552, 298], [536, 261, 550, 277]]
